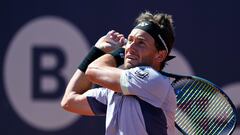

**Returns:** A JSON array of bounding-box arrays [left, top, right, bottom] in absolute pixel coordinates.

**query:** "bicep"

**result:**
[[63, 93, 95, 116], [62, 89, 108, 116]]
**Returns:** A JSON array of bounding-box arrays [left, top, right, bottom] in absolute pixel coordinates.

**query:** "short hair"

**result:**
[[135, 11, 175, 70]]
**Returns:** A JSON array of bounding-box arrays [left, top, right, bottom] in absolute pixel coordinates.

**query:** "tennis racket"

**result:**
[[161, 71, 237, 135]]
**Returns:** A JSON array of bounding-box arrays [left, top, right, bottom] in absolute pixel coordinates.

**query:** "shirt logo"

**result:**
[[135, 68, 149, 79]]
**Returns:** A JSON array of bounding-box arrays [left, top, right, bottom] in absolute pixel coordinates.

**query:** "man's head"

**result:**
[[124, 11, 175, 70]]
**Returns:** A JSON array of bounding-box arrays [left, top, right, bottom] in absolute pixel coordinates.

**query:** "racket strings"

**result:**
[[198, 95, 232, 135], [173, 78, 236, 135], [175, 81, 207, 126], [175, 80, 216, 134], [180, 84, 215, 134], [194, 90, 227, 134], [206, 94, 236, 135]]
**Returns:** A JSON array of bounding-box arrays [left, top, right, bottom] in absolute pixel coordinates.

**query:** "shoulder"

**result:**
[[126, 66, 166, 81], [122, 66, 171, 90]]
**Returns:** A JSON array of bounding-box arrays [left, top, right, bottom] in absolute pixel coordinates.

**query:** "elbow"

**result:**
[[60, 98, 69, 111], [60, 94, 73, 111]]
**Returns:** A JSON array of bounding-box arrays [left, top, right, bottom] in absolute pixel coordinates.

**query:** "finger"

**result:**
[[110, 32, 120, 40], [116, 34, 124, 39], [112, 33, 125, 42], [119, 37, 127, 45], [107, 30, 115, 35]]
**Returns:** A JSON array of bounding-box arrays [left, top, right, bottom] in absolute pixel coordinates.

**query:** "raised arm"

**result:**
[[85, 54, 124, 92], [61, 69, 96, 115], [61, 30, 126, 115]]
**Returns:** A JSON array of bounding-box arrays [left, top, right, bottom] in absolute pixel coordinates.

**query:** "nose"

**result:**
[[125, 42, 139, 56], [126, 41, 137, 51]]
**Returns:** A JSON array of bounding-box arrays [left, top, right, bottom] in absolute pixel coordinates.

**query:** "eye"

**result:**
[[138, 41, 146, 47], [139, 41, 144, 44], [127, 38, 133, 44]]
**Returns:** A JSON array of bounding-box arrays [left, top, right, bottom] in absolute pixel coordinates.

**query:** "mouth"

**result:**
[[125, 52, 138, 60], [125, 54, 139, 67]]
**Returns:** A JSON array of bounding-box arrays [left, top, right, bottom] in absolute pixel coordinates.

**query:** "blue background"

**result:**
[[1, 0, 239, 134]]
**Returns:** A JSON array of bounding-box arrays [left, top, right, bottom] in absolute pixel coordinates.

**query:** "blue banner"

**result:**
[[1, 0, 239, 134]]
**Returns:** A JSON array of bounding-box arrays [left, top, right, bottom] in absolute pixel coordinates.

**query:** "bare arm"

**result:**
[[61, 30, 126, 115], [85, 54, 124, 93], [61, 69, 95, 116]]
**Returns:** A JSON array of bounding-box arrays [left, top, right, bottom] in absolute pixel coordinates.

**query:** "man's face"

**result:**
[[124, 29, 159, 69]]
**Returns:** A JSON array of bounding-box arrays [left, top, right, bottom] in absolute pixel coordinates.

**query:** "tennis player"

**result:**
[[61, 11, 177, 135]]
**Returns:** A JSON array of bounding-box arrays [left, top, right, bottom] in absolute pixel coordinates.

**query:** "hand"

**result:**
[[95, 30, 127, 53]]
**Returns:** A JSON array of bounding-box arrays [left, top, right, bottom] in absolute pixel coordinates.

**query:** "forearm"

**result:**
[[61, 70, 93, 112], [61, 47, 105, 114], [86, 54, 123, 92], [64, 69, 92, 95], [61, 30, 125, 114], [62, 46, 105, 98]]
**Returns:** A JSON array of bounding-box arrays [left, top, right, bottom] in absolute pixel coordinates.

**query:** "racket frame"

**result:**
[[160, 71, 238, 135]]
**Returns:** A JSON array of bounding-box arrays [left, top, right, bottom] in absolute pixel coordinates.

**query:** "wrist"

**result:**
[[78, 46, 105, 72]]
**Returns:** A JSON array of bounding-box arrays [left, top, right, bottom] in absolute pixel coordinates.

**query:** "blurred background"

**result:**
[[0, 0, 239, 134]]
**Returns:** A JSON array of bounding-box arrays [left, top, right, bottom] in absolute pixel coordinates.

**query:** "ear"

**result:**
[[154, 50, 168, 63]]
